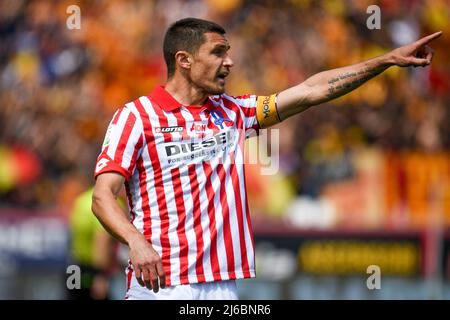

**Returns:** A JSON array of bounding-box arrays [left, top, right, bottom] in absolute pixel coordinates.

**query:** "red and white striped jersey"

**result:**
[[95, 85, 262, 286]]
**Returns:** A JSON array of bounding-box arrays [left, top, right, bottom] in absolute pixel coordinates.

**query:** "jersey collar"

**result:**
[[150, 85, 216, 114]]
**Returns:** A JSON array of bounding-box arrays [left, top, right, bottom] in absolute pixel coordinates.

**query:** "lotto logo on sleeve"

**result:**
[[155, 126, 185, 133]]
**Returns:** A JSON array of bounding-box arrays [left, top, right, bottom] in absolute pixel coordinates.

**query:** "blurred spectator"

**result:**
[[67, 187, 120, 300]]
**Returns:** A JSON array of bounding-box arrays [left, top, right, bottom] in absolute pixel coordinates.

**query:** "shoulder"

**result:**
[[215, 93, 257, 106], [107, 97, 153, 131], [120, 95, 157, 118]]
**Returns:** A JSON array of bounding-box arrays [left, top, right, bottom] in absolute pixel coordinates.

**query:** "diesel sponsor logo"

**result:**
[[155, 126, 184, 133], [165, 131, 232, 157]]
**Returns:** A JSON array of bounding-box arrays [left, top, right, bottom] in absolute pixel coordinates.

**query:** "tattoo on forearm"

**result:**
[[326, 67, 384, 99]]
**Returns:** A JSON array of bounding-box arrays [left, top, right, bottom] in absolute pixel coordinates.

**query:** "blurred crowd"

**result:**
[[0, 0, 449, 229]]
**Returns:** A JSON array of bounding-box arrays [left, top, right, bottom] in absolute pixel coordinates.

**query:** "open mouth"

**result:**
[[217, 72, 229, 83]]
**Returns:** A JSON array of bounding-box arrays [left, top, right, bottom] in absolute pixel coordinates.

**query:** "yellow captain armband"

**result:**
[[256, 94, 281, 128]]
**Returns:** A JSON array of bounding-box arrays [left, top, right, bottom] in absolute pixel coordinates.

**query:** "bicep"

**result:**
[[94, 172, 125, 199]]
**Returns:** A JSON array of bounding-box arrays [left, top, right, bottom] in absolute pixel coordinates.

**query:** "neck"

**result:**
[[164, 75, 209, 106]]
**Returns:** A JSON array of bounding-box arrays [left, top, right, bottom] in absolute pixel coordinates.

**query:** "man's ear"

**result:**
[[175, 51, 192, 71]]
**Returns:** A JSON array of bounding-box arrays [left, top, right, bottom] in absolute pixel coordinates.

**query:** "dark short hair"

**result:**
[[163, 17, 226, 78]]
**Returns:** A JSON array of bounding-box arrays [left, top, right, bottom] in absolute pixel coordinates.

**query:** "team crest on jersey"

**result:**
[[209, 109, 234, 130], [155, 126, 185, 133]]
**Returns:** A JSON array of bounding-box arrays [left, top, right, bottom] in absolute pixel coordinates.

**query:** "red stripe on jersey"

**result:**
[[124, 181, 136, 224], [239, 105, 256, 117], [190, 112, 205, 138], [234, 94, 252, 100], [133, 100, 159, 164], [171, 109, 189, 140], [188, 163, 206, 283], [202, 161, 222, 281], [169, 111, 190, 283], [138, 98, 173, 285], [222, 99, 246, 164], [112, 107, 124, 125], [191, 112, 202, 122], [103, 107, 124, 168], [114, 111, 137, 166], [126, 262, 133, 291], [136, 156, 152, 240], [127, 134, 143, 174], [242, 166, 255, 265], [229, 156, 251, 278], [101, 108, 123, 156], [149, 102, 172, 248], [171, 167, 190, 284], [222, 99, 245, 153], [222, 98, 244, 130], [216, 163, 236, 279]]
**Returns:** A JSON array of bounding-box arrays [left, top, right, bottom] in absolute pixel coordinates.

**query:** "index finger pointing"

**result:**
[[415, 31, 443, 47]]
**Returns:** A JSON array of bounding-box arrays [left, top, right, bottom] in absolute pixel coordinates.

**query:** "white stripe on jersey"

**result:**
[[233, 137, 256, 275], [209, 158, 228, 278], [122, 103, 144, 170], [196, 162, 214, 280], [158, 109, 181, 286], [138, 96, 165, 257], [106, 107, 130, 158], [179, 164, 199, 284], [175, 108, 200, 284]]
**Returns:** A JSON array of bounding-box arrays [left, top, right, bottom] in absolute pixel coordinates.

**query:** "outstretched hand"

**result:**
[[390, 31, 442, 67]]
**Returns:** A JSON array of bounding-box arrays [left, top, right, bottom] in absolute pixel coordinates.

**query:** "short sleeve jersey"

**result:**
[[94, 85, 279, 286]]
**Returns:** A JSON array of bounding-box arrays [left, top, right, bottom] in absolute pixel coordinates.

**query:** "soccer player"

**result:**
[[91, 18, 441, 300]]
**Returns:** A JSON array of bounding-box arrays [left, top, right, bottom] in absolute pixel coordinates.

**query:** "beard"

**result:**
[[191, 71, 228, 95], [204, 78, 226, 95], [206, 86, 225, 95]]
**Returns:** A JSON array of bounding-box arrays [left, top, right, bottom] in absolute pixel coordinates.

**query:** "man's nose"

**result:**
[[223, 55, 234, 68]]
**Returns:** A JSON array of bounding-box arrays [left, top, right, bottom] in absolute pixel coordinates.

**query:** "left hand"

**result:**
[[390, 31, 442, 67]]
